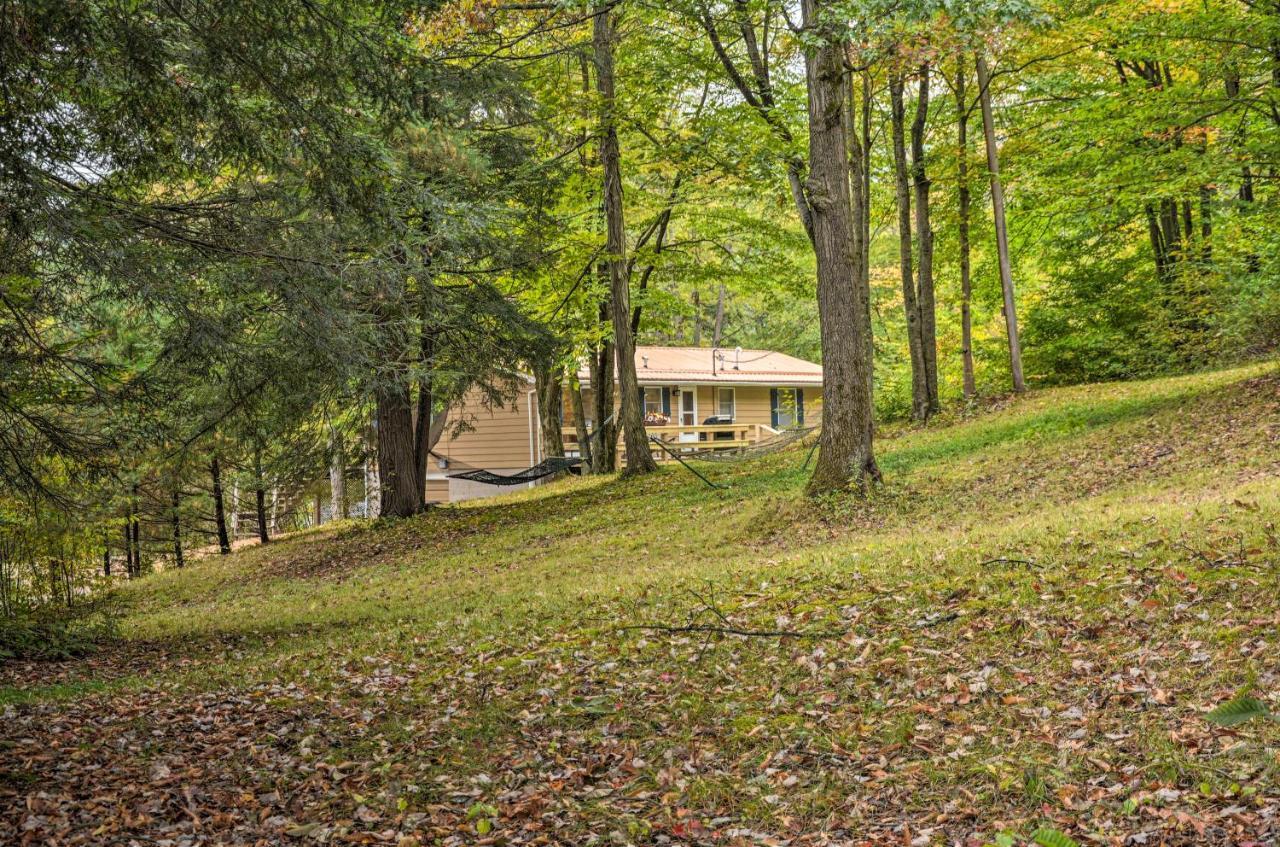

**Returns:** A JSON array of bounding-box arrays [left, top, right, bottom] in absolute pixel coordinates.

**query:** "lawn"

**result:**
[[3, 362, 1279, 846]]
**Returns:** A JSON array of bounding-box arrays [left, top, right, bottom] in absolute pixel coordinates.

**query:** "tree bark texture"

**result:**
[[254, 448, 270, 543], [535, 362, 565, 463], [910, 65, 939, 415], [211, 455, 232, 554], [329, 432, 347, 520], [955, 58, 976, 399], [171, 489, 184, 569], [570, 380, 593, 471], [377, 383, 422, 518], [802, 0, 879, 496], [593, 3, 656, 477], [976, 52, 1026, 392], [889, 73, 929, 420]]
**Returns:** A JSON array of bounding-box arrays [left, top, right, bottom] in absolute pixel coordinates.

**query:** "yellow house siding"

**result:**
[[433, 384, 537, 471]]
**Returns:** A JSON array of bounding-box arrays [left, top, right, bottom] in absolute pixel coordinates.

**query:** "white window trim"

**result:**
[[716, 387, 736, 421]]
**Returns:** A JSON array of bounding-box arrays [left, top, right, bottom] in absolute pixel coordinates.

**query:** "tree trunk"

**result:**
[[211, 456, 232, 554], [535, 364, 565, 463], [129, 484, 141, 577], [377, 383, 422, 518], [102, 536, 111, 577], [975, 52, 1025, 393], [846, 69, 870, 362], [229, 481, 239, 539], [802, 0, 879, 496], [860, 72, 872, 292], [1160, 198, 1182, 268], [122, 519, 134, 578], [254, 448, 270, 544], [570, 380, 593, 471], [1199, 184, 1213, 261], [955, 58, 976, 399], [329, 429, 347, 520], [712, 284, 726, 346], [1144, 203, 1171, 283], [588, 320, 617, 474], [171, 489, 184, 569], [889, 72, 929, 420], [593, 3, 656, 477], [413, 323, 436, 502], [691, 289, 701, 345], [911, 64, 939, 415]]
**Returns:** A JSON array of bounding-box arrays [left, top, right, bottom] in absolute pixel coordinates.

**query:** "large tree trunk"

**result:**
[[911, 64, 939, 415], [802, 0, 879, 496], [253, 447, 270, 544], [535, 362, 565, 463], [889, 72, 929, 420], [211, 455, 232, 554], [377, 383, 422, 518], [955, 58, 976, 399], [588, 319, 617, 474], [975, 52, 1025, 393], [170, 489, 184, 569], [593, 4, 656, 477]]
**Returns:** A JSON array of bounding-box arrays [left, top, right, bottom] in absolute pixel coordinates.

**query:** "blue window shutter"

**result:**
[[770, 388, 779, 428], [796, 389, 805, 424], [661, 387, 670, 416]]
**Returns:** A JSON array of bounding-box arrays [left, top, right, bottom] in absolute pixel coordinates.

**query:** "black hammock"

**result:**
[[447, 457, 581, 486]]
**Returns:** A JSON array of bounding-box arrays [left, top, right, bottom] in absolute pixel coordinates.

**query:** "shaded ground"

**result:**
[[3, 363, 1279, 846]]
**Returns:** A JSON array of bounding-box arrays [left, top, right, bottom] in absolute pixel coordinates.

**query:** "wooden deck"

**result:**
[[564, 422, 778, 465]]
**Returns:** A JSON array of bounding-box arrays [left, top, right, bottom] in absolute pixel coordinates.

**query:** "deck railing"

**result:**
[[563, 422, 779, 464]]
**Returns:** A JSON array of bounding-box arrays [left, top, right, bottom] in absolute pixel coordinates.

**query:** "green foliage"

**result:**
[[1205, 693, 1273, 728], [1030, 828, 1080, 847], [0, 606, 118, 661]]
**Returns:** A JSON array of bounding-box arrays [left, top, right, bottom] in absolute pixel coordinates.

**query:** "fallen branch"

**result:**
[[979, 557, 1037, 567], [619, 623, 846, 639]]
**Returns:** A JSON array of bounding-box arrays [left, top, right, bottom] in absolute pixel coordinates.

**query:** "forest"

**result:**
[[2, 1, 1280, 844]]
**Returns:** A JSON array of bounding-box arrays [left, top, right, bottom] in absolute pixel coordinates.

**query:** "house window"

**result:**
[[644, 386, 663, 416], [773, 388, 803, 428], [716, 387, 735, 420]]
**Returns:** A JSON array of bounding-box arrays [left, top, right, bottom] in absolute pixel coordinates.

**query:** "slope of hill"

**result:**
[[3, 363, 1279, 846]]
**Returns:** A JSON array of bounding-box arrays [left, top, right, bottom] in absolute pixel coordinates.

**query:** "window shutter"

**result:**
[[661, 387, 670, 416], [770, 388, 779, 428], [796, 389, 805, 424]]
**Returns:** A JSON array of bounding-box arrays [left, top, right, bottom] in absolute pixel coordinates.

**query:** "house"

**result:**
[[425, 346, 823, 503]]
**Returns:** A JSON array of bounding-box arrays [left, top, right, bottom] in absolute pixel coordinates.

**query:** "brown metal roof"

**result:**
[[579, 346, 823, 387]]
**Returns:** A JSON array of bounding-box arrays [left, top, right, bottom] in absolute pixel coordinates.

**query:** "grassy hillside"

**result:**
[[4, 363, 1279, 846]]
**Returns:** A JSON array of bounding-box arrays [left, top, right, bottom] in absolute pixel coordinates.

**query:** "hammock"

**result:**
[[668, 425, 819, 463], [448, 457, 581, 486]]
